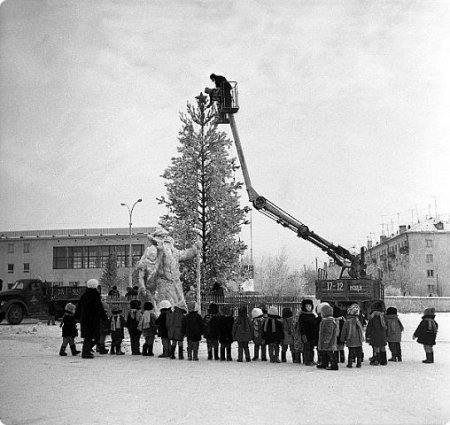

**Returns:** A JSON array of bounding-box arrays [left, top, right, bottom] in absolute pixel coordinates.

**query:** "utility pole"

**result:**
[[120, 198, 142, 288]]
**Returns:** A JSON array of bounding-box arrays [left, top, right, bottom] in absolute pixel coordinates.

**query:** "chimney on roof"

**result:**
[[434, 221, 444, 230], [399, 225, 407, 234]]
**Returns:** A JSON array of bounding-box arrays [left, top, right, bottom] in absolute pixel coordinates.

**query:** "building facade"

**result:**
[[0, 227, 155, 291], [365, 220, 450, 297]]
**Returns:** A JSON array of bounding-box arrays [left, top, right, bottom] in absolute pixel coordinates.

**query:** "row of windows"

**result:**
[[7, 243, 30, 254], [7, 263, 29, 273], [53, 244, 144, 269]]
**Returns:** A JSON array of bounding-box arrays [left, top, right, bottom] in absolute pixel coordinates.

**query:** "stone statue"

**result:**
[[136, 228, 200, 311]]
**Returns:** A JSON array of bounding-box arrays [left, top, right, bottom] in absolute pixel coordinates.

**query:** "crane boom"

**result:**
[[227, 114, 365, 279]]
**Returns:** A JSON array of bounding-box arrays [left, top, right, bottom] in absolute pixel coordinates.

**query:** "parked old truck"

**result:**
[[0, 279, 86, 325]]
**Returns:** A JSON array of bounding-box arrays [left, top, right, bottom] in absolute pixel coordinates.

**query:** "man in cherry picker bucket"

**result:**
[[209, 73, 232, 108]]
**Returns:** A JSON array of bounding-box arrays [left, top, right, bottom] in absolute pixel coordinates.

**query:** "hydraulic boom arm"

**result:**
[[227, 114, 365, 279]]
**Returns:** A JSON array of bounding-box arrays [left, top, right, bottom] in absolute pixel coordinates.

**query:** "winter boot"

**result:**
[[187, 350, 192, 361], [388, 356, 397, 362], [213, 346, 219, 360], [379, 351, 387, 366], [422, 352, 434, 363], [356, 355, 362, 368], [207, 347, 213, 360], [142, 343, 149, 356], [370, 353, 380, 366], [169, 345, 176, 359], [194, 349, 199, 361], [281, 351, 287, 363], [326, 352, 339, 370], [397, 354, 402, 362], [148, 342, 154, 356], [317, 352, 328, 369], [178, 346, 184, 360], [339, 350, 345, 363], [110, 345, 116, 355], [252, 346, 259, 361], [70, 344, 81, 356], [59, 345, 67, 356], [98, 344, 108, 354]]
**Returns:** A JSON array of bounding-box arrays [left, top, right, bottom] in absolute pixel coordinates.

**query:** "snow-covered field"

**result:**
[[1, 313, 449, 425]]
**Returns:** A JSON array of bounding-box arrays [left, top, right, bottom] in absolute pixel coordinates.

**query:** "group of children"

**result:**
[[59, 298, 439, 367]]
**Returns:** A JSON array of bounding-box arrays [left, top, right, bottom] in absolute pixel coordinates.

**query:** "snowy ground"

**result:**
[[1, 314, 449, 425]]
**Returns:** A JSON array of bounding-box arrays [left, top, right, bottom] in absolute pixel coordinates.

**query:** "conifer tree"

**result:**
[[157, 93, 249, 293], [100, 253, 118, 290]]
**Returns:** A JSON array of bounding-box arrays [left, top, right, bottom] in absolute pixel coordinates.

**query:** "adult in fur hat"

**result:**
[[413, 307, 438, 363], [76, 279, 108, 359], [136, 228, 201, 312]]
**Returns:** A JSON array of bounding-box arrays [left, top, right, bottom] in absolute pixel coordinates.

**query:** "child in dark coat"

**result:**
[[251, 307, 267, 361], [156, 300, 172, 358], [340, 304, 364, 368], [334, 305, 346, 363], [126, 299, 142, 355], [413, 307, 438, 363], [218, 305, 234, 361], [139, 301, 157, 356], [232, 306, 253, 362], [298, 299, 318, 365], [168, 305, 187, 359], [110, 307, 126, 355], [182, 302, 204, 360], [385, 306, 404, 362], [365, 301, 387, 366], [317, 304, 339, 370], [59, 303, 80, 356], [263, 306, 284, 363], [281, 307, 294, 363], [203, 302, 221, 360]]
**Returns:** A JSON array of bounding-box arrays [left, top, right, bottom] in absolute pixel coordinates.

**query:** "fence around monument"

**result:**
[[103, 294, 450, 316]]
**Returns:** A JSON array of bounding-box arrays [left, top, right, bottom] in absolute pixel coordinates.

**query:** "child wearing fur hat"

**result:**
[[233, 306, 253, 362], [182, 301, 204, 360], [168, 305, 187, 359], [251, 307, 267, 361], [263, 306, 284, 363], [413, 307, 438, 363], [340, 304, 364, 368], [298, 299, 318, 365], [317, 304, 339, 370], [281, 307, 294, 362], [218, 305, 234, 361], [156, 300, 172, 358], [126, 299, 142, 355], [365, 300, 387, 365], [203, 302, 221, 360], [59, 303, 80, 356], [139, 301, 157, 356], [110, 307, 126, 355], [385, 306, 404, 362]]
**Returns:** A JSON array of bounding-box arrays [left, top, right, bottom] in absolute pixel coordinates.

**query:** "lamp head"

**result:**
[[137, 198, 142, 202]]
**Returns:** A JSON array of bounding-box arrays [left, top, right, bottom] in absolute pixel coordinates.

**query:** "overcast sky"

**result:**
[[1, 0, 449, 268]]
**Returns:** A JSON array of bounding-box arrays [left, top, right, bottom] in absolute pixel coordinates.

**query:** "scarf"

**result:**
[[110, 314, 122, 331]]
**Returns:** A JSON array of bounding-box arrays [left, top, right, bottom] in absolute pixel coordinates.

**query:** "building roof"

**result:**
[[0, 227, 156, 239]]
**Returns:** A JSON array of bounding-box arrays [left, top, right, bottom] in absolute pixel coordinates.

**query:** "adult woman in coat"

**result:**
[[76, 279, 108, 359]]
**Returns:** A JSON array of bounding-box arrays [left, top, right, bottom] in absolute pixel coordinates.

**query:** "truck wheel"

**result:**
[[7, 304, 24, 325]]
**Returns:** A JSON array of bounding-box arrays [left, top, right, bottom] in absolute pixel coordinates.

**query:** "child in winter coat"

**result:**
[[263, 306, 284, 363], [232, 306, 253, 362], [281, 307, 294, 362], [298, 299, 318, 365], [334, 306, 346, 363], [110, 307, 126, 355], [168, 305, 187, 359], [182, 301, 204, 361], [385, 306, 404, 362], [251, 307, 267, 361], [365, 301, 387, 366], [156, 300, 172, 358], [59, 303, 80, 356], [340, 304, 364, 368], [317, 304, 339, 370], [127, 299, 142, 355], [218, 305, 234, 361], [413, 307, 438, 364], [203, 302, 221, 360], [95, 301, 110, 354], [138, 301, 157, 356]]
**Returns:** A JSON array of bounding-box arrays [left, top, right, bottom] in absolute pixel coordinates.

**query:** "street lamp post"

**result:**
[[120, 199, 142, 288]]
